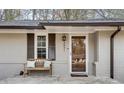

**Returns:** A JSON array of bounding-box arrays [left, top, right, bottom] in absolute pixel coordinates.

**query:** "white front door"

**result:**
[[69, 34, 88, 75]]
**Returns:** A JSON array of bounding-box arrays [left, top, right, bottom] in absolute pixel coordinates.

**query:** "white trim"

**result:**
[[69, 33, 88, 75], [86, 34, 89, 74], [0, 29, 46, 33], [34, 33, 48, 59]]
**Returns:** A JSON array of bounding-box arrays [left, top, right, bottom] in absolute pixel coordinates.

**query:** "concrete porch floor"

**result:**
[[0, 75, 120, 84]]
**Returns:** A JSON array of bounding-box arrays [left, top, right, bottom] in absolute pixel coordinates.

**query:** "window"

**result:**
[[37, 36, 47, 59]]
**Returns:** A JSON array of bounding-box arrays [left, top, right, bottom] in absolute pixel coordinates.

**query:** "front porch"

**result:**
[[0, 20, 124, 83], [0, 75, 119, 84], [27, 30, 96, 77], [0, 26, 120, 81]]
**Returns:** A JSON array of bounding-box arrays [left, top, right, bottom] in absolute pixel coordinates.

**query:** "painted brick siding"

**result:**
[[0, 33, 27, 79], [114, 31, 124, 83]]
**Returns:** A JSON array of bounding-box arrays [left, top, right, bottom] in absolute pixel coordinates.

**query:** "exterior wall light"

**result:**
[[62, 34, 66, 41], [62, 34, 66, 51]]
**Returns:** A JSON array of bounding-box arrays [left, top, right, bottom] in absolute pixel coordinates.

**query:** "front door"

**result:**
[[71, 36, 87, 74]]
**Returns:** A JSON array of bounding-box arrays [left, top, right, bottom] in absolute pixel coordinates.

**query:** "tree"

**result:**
[[1, 9, 124, 21], [0, 9, 4, 21], [94, 9, 124, 19], [4, 9, 20, 21]]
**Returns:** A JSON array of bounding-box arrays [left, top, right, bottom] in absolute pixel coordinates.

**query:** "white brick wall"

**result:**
[[96, 31, 113, 77], [0, 33, 27, 79], [114, 31, 124, 83]]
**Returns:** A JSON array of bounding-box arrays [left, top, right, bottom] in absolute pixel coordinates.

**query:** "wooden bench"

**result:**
[[24, 60, 52, 77]]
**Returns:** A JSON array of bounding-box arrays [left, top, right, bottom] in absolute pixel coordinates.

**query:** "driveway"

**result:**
[[0, 76, 120, 84]]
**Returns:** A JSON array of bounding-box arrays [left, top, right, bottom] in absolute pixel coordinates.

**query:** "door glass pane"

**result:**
[[72, 36, 86, 72]]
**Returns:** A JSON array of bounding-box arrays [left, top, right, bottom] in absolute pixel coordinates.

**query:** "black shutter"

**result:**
[[27, 33, 34, 60], [48, 34, 56, 60]]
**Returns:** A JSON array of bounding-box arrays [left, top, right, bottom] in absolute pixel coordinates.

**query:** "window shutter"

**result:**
[[48, 34, 56, 60], [27, 33, 34, 60]]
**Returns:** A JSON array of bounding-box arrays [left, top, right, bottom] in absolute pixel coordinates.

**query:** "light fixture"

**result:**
[[62, 34, 66, 51], [62, 34, 66, 41]]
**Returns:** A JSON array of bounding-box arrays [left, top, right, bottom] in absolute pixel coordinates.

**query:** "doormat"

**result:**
[[71, 74, 88, 77]]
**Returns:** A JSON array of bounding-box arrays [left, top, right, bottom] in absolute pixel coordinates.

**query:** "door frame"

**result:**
[[69, 33, 89, 75]]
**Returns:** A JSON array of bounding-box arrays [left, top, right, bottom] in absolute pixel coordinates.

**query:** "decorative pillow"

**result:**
[[44, 61, 51, 68], [27, 61, 35, 68]]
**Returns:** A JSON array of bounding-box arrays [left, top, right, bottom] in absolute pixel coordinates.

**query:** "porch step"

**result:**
[[71, 73, 88, 77]]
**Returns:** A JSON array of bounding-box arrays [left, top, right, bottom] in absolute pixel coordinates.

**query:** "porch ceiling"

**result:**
[[45, 26, 122, 33]]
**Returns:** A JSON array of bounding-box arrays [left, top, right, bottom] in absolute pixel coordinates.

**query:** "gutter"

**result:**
[[110, 26, 121, 79], [39, 21, 124, 26]]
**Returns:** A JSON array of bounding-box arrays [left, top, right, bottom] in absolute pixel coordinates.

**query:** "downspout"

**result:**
[[110, 26, 121, 79]]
